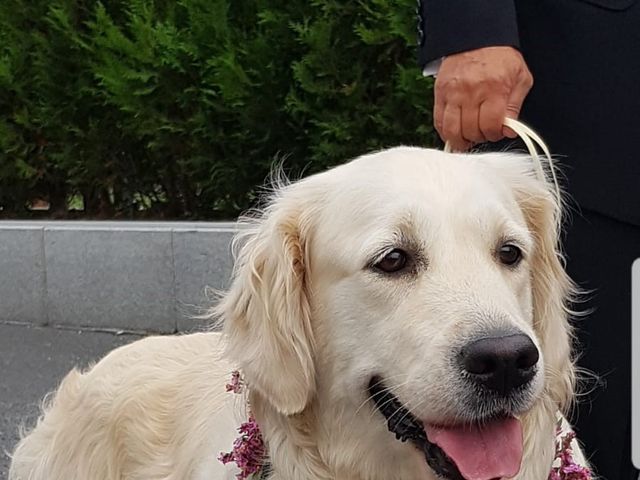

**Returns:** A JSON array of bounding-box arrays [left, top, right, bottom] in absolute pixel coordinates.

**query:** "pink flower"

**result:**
[[548, 428, 592, 480], [219, 371, 266, 479], [219, 415, 266, 479], [225, 370, 244, 394]]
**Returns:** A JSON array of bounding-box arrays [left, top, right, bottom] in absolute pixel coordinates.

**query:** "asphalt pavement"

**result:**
[[0, 322, 142, 479]]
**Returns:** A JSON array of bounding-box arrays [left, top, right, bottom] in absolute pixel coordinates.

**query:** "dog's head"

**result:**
[[218, 147, 576, 479]]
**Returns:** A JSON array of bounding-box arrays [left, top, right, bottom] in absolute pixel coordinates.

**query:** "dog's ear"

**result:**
[[217, 192, 316, 415], [513, 172, 576, 411]]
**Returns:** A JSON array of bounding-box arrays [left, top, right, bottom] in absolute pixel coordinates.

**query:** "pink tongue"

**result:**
[[425, 417, 523, 480]]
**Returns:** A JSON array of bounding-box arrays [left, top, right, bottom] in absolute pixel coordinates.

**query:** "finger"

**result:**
[[478, 97, 508, 142], [460, 101, 484, 144], [503, 74, 533, 138], [433, 94, 446, 138], [442, 104, 471, 152]]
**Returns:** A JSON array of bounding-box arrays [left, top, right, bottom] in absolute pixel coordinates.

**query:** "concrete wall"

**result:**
[[0, 221, 238, 333]]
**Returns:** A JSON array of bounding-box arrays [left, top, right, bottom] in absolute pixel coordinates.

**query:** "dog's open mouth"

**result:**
[[368, 376, 523, 480]]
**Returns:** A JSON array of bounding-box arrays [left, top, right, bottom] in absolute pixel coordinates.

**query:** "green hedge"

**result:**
[[0, 0, 435, 219]]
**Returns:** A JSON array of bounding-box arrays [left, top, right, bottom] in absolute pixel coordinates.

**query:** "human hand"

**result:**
[[434, 46, 534, 152]]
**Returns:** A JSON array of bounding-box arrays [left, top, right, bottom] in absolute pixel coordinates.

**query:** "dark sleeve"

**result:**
[[417, 0, 521, 68]]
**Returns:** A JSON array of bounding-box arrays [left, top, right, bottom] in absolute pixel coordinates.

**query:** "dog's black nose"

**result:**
[[460, 333, 539, 396]]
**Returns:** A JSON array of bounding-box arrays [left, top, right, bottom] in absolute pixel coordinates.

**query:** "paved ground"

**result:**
[[0, 322, 143, 479]]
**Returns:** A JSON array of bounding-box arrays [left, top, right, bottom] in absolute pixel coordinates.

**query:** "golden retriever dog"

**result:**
[[10, 147, 588, 480]]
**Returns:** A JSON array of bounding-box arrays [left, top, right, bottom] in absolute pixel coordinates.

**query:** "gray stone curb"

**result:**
[[0, 221, 238, 333]]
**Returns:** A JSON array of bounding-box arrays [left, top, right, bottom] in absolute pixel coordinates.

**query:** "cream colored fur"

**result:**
[[10, 147, 586, 480]]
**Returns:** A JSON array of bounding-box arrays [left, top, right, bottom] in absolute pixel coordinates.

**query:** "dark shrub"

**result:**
[[0, 0, 435, 219]]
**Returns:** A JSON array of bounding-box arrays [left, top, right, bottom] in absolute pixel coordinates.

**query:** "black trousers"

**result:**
[[563, 207, 640, 480]]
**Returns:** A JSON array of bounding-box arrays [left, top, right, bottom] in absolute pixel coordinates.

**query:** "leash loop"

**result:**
[[444, 118, 561, 207]]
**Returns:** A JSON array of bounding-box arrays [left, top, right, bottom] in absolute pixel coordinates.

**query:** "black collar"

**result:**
[[259, 460, 272, 479]]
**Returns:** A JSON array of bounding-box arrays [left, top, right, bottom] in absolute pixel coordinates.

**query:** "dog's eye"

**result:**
[[498, 244, 522, 266], [374, 249, 408, 273]]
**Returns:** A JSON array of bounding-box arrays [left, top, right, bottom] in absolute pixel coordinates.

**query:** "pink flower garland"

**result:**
[[218, 371, 266, 480], [220, 372, 592, 480], [548, 422, 592, 480]]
